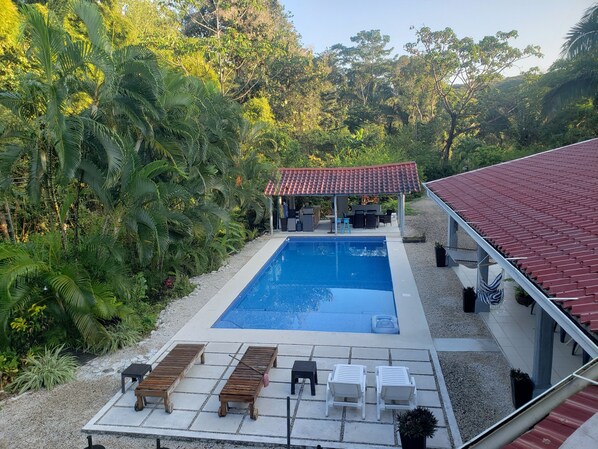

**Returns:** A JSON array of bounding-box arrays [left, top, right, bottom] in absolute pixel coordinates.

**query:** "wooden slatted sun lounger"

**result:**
[[218, 346, 278, 420], [134, 343, 205, 413]]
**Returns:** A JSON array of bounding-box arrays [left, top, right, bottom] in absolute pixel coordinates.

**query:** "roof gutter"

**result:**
[[424, 185, 598, 358], [459, 358, 598, 448]]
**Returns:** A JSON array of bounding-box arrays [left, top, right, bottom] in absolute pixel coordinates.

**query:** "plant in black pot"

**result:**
[[463, 286, 476, 313], [396, 407, 438, 449], [510, 368, 534, 408], [434, 242, 447, 267], [514, 286, 534, 307]]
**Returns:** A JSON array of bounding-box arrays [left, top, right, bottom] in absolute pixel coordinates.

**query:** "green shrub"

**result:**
[[9, 345, 77, 393], [86, 323, 141, 355], [0, 351, 20, 389]]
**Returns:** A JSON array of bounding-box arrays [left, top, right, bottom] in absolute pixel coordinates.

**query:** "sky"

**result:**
[[279, 0, 595, 75]]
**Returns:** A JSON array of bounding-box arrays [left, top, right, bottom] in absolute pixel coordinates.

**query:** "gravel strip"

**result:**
[[404, 197, 514, 442], [0, 198, 514, 448]]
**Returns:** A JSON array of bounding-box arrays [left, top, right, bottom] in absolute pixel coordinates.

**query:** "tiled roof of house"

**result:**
[[264, 163, 421, 196], [426, 138, 598, 338], [503, 385, 598, 449]]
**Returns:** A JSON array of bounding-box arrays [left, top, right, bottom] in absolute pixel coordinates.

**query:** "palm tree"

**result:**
[[562, 4, 598, 59], [0, 6, 88, 250], [544, 5, 598, 115], [0, 235, 119, 350]]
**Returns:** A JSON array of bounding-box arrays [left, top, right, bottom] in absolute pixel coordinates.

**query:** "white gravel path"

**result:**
[[0, 197, 514, 448]]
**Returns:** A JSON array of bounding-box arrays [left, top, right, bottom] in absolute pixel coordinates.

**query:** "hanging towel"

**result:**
[[478, 272, 504, 305]]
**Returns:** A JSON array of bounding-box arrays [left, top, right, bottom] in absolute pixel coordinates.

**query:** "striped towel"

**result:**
[[478, 272, 504, 305]]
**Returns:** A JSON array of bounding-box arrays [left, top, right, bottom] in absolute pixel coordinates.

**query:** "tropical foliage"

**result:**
[[8, 345, 78, 393], [0, 0, 595, 391]]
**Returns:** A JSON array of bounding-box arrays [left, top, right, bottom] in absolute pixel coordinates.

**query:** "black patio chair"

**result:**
[[365, 212, 377, 229], [353, 211, 365, 228], [379, 209, 392, 225]]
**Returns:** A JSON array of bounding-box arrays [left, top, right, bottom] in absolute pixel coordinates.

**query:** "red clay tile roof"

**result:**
[[264, 163, 421, 196], [426, 138, 598, 338], [503, 385, 598, 449]]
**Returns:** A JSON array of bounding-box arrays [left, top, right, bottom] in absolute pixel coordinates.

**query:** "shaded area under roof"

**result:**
[[426, 138, 598, 339], [264, 163, 421, 196]]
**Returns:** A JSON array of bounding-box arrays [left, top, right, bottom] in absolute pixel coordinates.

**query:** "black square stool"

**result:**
[[291, 360, 318, 395], [121, 363, 152, 393]]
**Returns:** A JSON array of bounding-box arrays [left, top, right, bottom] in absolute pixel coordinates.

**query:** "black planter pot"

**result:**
[[516, 294, 534, 307], [399, 433, 427, 449], [463, 287, 476, 313], [435, 247, 446, 267], [511, 376, 534, 408]]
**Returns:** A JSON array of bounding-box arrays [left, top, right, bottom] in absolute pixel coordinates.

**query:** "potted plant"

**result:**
[[510, 368, 534, 408], [463, 286, 476, 313], [396, 406, 438, 449], [434, 242, 446, 267], [514, 286, 534, 307]]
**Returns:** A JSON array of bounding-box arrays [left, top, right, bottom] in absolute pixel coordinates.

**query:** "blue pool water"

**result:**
[[213, 237, 397, 333]]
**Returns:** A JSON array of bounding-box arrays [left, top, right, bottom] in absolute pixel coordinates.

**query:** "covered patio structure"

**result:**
[[263, 163, 421, 236], [425, 138, 598, 395]]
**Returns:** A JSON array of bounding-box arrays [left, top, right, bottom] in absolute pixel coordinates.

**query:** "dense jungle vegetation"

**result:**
[[0, 0, 596, 389]]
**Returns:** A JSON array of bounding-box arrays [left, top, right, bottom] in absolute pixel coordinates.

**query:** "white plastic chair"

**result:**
[[376, 366, 417, 420], [325, 364, 367, 419]]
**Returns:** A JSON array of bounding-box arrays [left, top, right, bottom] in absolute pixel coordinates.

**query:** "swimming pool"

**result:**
[[213, 237, 398, 333]]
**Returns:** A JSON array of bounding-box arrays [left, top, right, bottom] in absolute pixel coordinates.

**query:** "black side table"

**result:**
[[121, 363, 152, 393], [291, 360, 318, 395]]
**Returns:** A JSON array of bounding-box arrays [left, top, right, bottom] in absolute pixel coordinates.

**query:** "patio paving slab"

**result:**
[[266, 367, 290, 382], [417, 389, 442, 407], [176, 377, 218, 394], [313, 345, 351, 358], [251, 397, 297, 417], [400, 360, 435, 375], [296, 399, 342, 420], [188, 364, 226, 379], [311, 356, 354, 370], [391, 348, 431, 361], [239, 416, 288, 436], [343, 421, 396, 445], [291, 417, 342, 441], [204, 342, 242, 353], [205, 352, 235, 366], [168, 392, 207, 411], [277, 343, 313, 356], [97, 406, 152, 426], [189, 411, 242, 433], [352, 347, 390, 360], [413, 374, 438, 390], [144, 409, 196, 429]]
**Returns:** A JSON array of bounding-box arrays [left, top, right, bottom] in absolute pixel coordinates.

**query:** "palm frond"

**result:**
[[72, 0, 111, 54], [79, 117, 124, 182], [562, 5, 598, 58], [77, 160, 111, 206]]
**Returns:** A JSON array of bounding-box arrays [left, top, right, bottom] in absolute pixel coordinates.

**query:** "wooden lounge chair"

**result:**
[[218, 346, 278, 420], [134, 343, 205, 413]]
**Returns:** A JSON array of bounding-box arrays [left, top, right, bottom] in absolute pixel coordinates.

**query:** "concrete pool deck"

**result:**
[[83, 235, 459, 448]]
